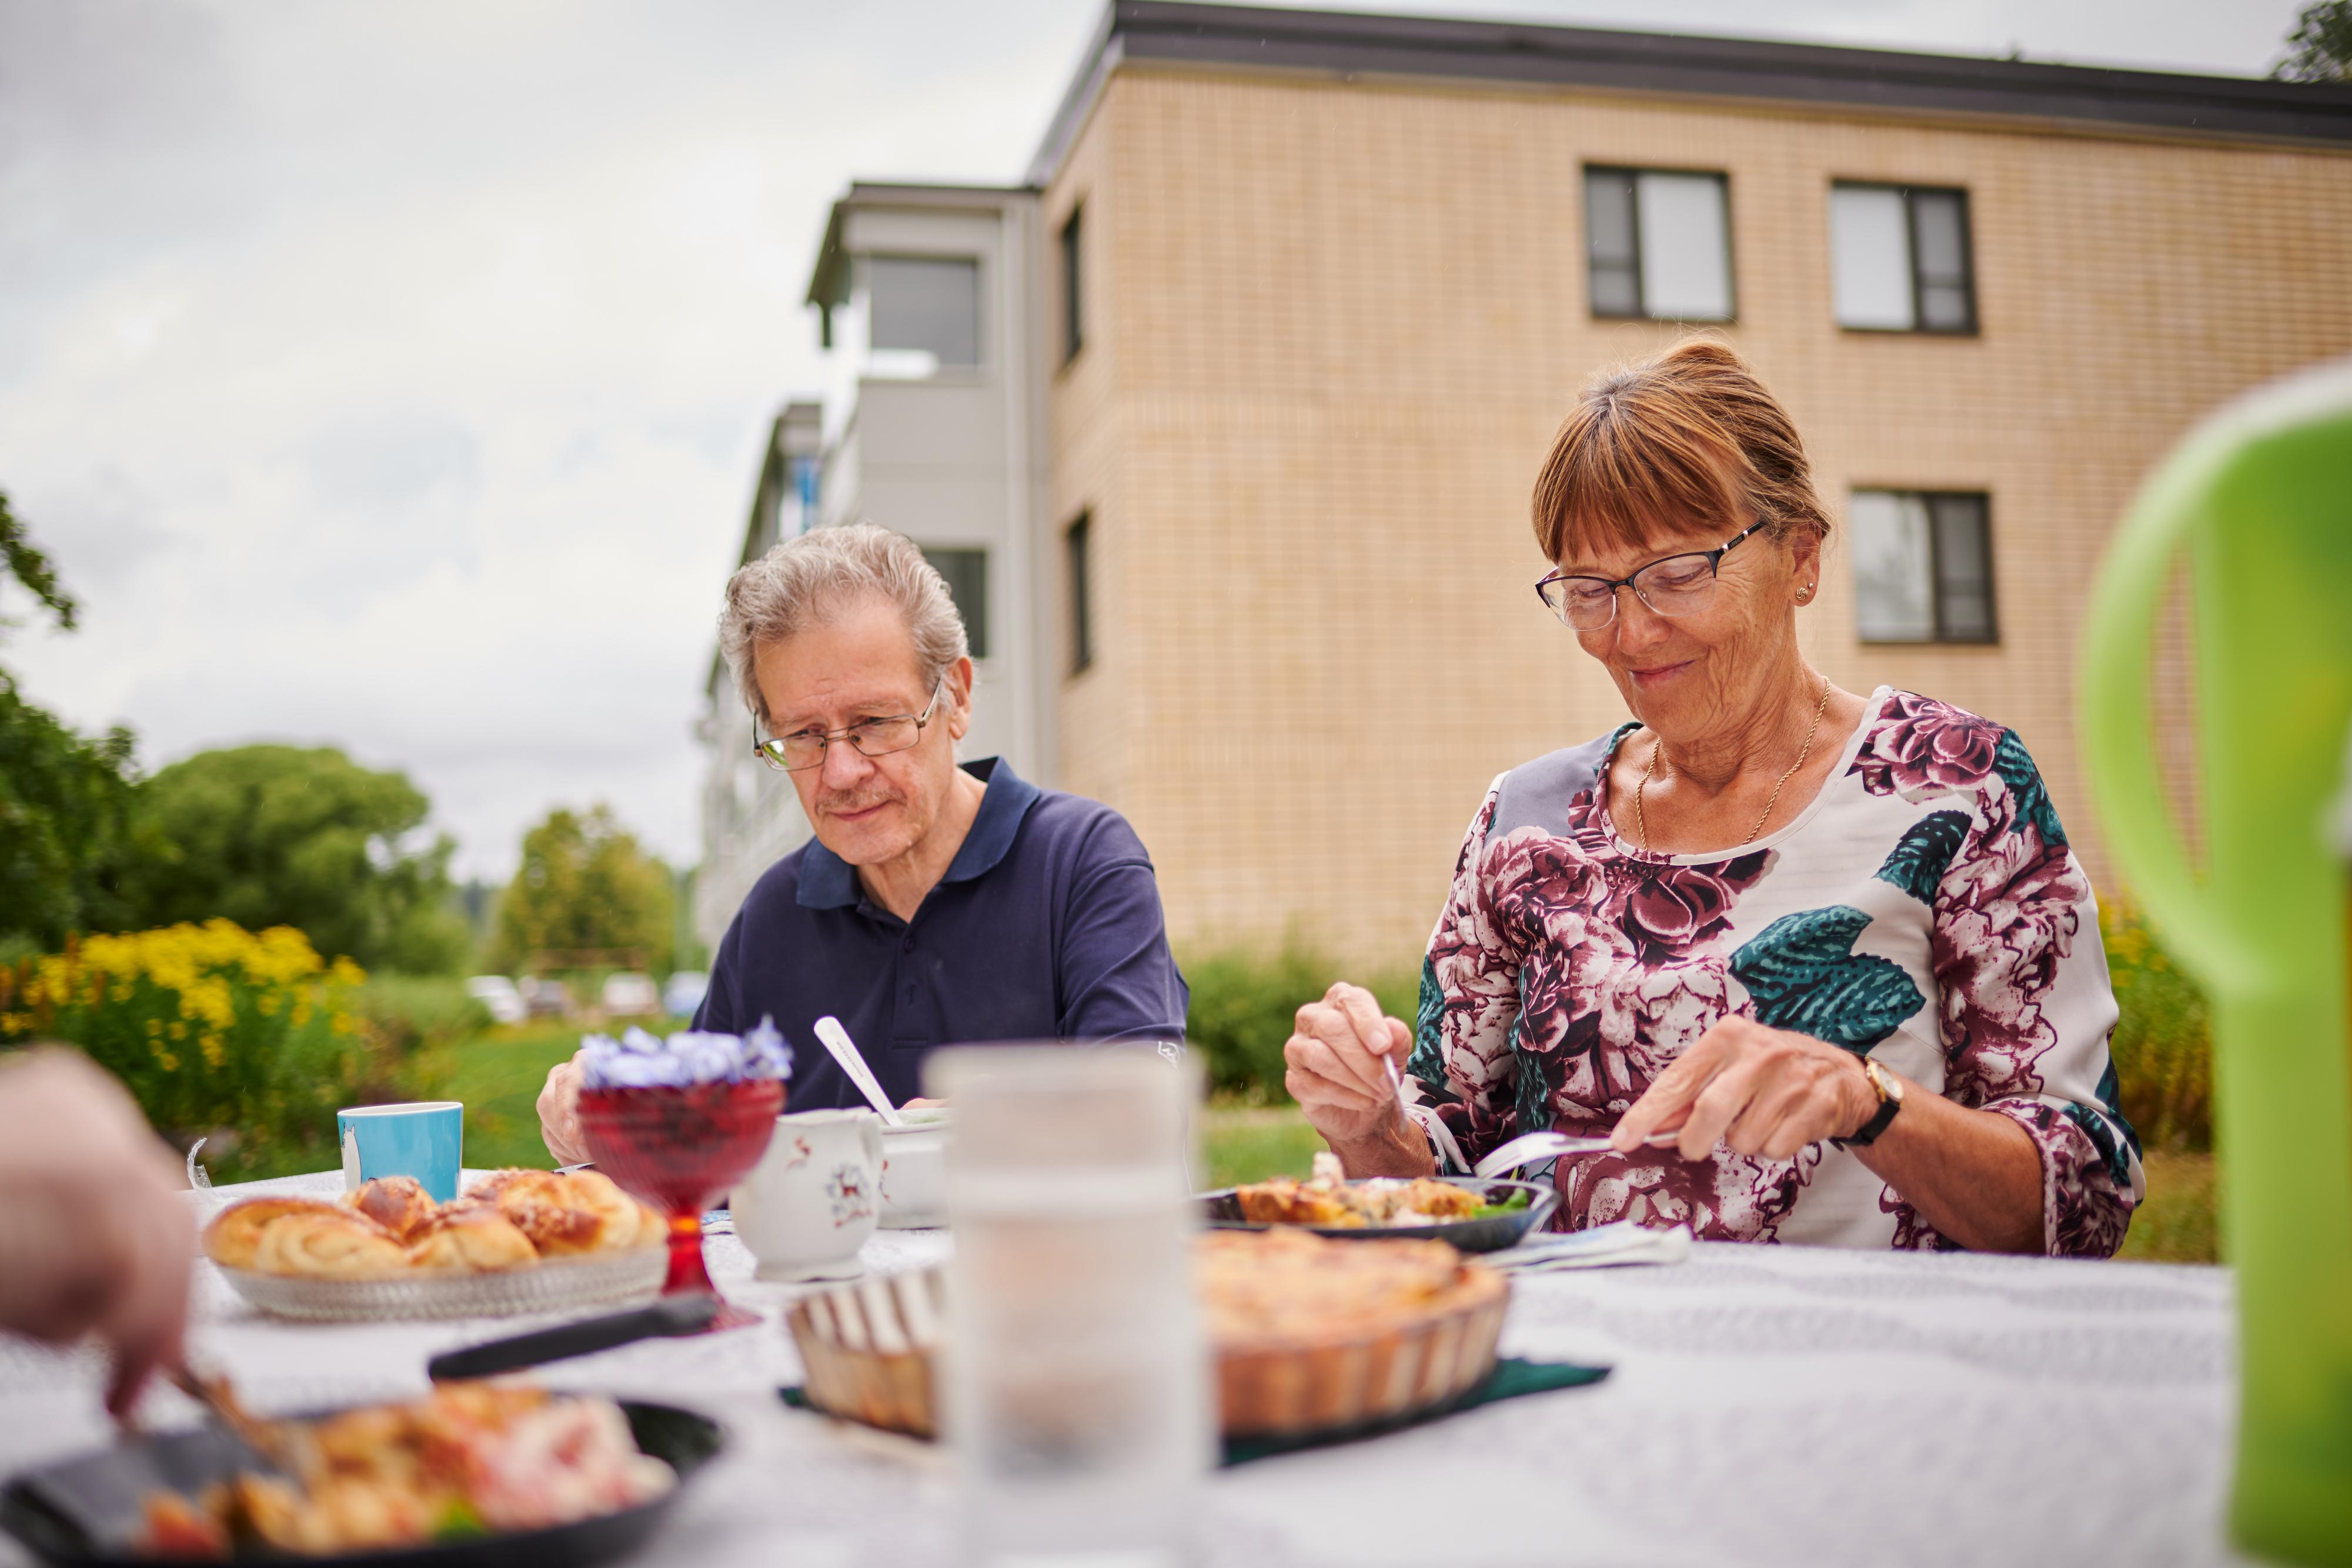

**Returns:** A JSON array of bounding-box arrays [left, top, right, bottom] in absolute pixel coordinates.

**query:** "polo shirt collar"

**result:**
[[797, 757, 1041, 911]]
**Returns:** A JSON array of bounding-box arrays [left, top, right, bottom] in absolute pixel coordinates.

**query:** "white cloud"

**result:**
[[0, 0, 2307, 884]]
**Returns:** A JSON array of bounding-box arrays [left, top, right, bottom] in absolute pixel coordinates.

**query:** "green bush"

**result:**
[[2102, 898, 2213, 1152], [0, 920, 376, 1180], [1180, 937, 1418, 1104]]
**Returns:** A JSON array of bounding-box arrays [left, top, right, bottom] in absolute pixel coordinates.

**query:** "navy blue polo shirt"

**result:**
[[693, 758, 1190, 1109]]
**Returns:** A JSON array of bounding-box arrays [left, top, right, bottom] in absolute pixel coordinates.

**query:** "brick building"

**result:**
[[700, 1, 2352, 966]]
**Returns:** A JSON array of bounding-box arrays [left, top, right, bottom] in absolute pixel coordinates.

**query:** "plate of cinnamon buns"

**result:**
[[202, 1171, 669, 1321]]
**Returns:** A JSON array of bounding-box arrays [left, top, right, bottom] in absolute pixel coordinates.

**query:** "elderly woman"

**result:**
[[1288, 340, 2141, 1255]]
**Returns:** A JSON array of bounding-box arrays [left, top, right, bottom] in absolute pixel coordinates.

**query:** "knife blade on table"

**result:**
[[426, 1293, 720, 1381]]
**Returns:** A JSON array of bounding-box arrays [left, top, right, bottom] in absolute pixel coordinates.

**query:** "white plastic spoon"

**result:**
[[814, 1015, 905, 1127]]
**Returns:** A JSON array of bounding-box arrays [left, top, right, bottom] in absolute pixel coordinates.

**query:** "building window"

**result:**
[[1583, 167, 1735, 323], [1829, 184, 1976, 333], [869, 256, 980, 367], [1065, 513, 1093, 675], [921, 547, 990, 658], [1850, 491, 1997, 644], [1060, 205, 1084, 366]]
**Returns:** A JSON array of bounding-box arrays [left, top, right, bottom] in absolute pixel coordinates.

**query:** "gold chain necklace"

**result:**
[[1635, 674, 1834, 855]]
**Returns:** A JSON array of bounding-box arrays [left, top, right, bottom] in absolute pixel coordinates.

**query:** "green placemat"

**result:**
[[779, 1355, 1609, 1468]]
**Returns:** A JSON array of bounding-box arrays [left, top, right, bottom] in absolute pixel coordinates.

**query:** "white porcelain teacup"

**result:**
[[733, 1109, 883, 1282], [878, 1107, 951, 1229]]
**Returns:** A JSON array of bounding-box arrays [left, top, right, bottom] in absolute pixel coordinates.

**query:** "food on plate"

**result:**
[[1232, 1151, 1507, 1228], [348, 1175, 436, 1242], [200, 1198, 352, 1272], [202, 1173, 663, 1279], [249, 1210, 408, 1278], [403, 1208, 540, 1273], [496, 1169, 648, 1256], [131, 1383, 675, 1559]]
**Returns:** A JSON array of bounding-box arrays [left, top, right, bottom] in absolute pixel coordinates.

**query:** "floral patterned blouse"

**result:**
[[1403, 687, 2143, 1255]]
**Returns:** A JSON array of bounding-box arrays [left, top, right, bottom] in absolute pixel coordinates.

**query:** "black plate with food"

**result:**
[[1198, 1172, 1558, 1253], [1, 1396, 723, 1568]]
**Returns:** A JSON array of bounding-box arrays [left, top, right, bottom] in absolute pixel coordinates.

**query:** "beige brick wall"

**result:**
[[1045, 66, 2352, 967]]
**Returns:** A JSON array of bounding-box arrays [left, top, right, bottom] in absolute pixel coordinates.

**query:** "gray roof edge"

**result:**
[[1023, 0, 2352, 179]]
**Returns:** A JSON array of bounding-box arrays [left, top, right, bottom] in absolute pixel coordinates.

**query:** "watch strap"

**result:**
[[1831, 1059, 1901, 1149]]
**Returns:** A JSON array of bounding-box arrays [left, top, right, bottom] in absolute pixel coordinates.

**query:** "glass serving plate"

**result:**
[[218, 1248, 666, 1322]]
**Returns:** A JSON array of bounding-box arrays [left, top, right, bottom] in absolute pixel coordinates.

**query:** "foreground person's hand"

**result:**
[[0, 1049, 193, 1416], [537, 1051, 589, 1165], [1611, 1015, 1878, 1161], [1283, 982, 1434, 1176]]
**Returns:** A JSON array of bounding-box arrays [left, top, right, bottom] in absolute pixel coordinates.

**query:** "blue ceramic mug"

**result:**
[[338, 1101, 463, 1203]]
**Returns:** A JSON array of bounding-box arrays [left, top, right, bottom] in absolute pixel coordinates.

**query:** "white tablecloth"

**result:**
[[0, 1171, 2244, 1567]]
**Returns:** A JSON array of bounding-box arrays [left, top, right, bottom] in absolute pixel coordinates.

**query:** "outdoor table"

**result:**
[[0, 1171, 2241, 1568]]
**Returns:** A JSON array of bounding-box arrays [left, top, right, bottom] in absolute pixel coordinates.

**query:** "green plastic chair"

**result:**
[[2081, 356, 2352, 1565]]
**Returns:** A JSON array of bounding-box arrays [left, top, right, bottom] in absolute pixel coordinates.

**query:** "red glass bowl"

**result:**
[[577, 1078, 784, 1322]]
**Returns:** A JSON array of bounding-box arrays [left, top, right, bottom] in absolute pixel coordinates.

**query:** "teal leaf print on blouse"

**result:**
[[1407, 957, 1446, 1083], [1993, 730, 2067, 848], [1731, 906, 1926, 1053], [1873, 811, 1972, 904], [2064, 1060, 2140, 1185]]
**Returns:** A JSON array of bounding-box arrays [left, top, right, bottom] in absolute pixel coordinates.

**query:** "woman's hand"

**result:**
[[0, 1049, 193, 1416], [1612, 1015, 1876, 1160], [536, 1051, 589, 1166], [1283, 983, 1434, 1177]]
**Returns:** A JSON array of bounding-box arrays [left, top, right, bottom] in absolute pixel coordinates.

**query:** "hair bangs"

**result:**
[[1535, 390, 1748, 566]]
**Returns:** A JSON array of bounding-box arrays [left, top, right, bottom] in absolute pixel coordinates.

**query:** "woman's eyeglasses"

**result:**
[[754, 681, 944, 773], [1534, 518, 1772, 630]]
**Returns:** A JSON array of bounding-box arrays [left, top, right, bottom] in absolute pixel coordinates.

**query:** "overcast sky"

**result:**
[[0, 0, 2308, 885]]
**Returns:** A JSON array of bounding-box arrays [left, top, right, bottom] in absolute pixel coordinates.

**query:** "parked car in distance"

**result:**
[[601, 971, 660, 1018], [520, 977, 573, 1020], [662, 969, 710, 1021], [463, 975, 526, 1026]]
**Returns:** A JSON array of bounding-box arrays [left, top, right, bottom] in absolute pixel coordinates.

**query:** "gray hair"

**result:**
[[719, 522, 969, 727]]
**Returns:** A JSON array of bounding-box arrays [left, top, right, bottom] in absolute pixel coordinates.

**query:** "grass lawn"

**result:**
[[412, 1023, 586, 1170], [2120, 1150, 2219, 1265], [407, 1044, 2223, 1269]]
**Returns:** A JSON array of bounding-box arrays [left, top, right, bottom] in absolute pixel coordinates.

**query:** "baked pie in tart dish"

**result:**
[[787, 1228, 1509, 1441]]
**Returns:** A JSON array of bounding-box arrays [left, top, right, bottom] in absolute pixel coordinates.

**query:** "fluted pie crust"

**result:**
[[786, 1229, 1508, 1441]]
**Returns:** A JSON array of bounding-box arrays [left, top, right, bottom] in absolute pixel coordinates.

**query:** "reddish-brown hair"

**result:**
[[1531, 338, 1829, 564]]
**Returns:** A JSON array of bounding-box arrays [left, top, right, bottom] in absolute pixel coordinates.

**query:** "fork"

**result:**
[[1471, 1128, 1687, 1181]]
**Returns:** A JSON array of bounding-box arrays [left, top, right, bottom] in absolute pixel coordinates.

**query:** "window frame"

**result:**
[[865, 252, 985, 369], [918, 546, 990, 660], [1059, 204, 1085, 369], [1582, 163, 1738, 326], [1829, 182, 1979, 337], [1850, 488, 2000, 647], [1065, 512, 1094, 676]]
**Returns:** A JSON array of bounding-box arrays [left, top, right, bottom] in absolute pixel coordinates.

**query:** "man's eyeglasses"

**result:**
[[1534, 517, 1772, 631], [754, 681, 946, 773]]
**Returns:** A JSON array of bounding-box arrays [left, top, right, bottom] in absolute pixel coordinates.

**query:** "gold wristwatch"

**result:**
[[1832, 1058, 1905, 1149]]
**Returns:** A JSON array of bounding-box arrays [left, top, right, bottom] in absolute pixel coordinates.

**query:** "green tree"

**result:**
[[123, 745, 470, 972], [2276, 0, 2352, 81], [0, 490, 149, 952], [491, 805, 674, 975]]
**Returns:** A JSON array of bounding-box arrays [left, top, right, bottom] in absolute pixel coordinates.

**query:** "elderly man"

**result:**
[[540, 523, 1187, 1160]]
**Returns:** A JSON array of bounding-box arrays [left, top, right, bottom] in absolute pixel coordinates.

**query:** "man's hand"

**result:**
[[537, 1051, 589, 1165], [1282, 982, 1434, 1177], [0, 1049, 193, 1416], [1611, 1016, 1877, 1161]]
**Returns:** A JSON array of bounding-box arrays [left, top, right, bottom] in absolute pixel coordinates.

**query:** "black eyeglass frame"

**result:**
[[753, 680, 947, 773], [1534, 517, 1775, 628]]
